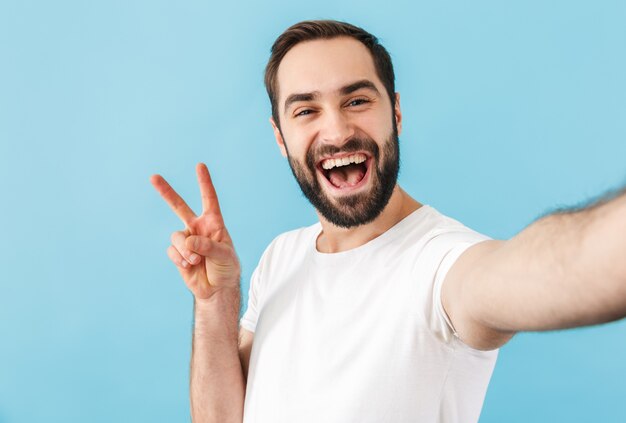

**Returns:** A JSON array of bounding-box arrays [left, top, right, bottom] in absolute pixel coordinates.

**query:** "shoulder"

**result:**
[[266, 222, 320, 254], [408, 205, 491, 248], [255, 222, 320, 268]]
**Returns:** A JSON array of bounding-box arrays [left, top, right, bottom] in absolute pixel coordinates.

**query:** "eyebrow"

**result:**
[[284, 92, 320, 114], [283, 79, 381, 114], [340, 79, 380, 96]]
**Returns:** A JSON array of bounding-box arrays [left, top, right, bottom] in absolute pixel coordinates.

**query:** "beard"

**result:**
[[285, 125, 400, 229]]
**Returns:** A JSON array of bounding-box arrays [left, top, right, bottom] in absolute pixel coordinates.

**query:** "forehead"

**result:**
[[276, 37, 382, 103]]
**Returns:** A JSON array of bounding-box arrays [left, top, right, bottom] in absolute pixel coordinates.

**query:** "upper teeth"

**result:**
[[321, 153, 367, 170]]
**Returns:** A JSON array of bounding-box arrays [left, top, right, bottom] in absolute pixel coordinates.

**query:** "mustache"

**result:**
[[306, 137, 380, 169]]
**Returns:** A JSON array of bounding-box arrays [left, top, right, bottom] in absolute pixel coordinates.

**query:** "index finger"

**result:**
[[196, 163, 223, 217], [150, 174, 197, 226]]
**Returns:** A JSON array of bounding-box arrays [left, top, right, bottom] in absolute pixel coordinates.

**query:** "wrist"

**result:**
[[196, 286, 241, 306], [194, 288, 241, 334]]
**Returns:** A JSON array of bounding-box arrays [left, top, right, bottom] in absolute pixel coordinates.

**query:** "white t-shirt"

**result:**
[[240, 205, 498, 423]]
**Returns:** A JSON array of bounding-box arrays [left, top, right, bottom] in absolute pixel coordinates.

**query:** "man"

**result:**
[[150, 20, 626, 423]]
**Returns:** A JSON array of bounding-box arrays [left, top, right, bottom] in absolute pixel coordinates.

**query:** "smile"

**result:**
[[317, 152, 372, 192]]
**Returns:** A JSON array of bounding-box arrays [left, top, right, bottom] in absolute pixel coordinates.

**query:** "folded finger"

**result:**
[[171, 231, 202, 265], [167, 245, 191, 269]]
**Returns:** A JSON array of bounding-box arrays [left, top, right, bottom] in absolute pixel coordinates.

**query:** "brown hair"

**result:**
[[264, 20, 396, 128]]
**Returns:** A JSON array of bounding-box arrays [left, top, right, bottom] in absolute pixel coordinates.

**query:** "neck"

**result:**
[[316, 185, 422, 253]]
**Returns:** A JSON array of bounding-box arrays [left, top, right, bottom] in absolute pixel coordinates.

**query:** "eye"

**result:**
[[347, 98, 370, 107], [294, 109, 314, 118]]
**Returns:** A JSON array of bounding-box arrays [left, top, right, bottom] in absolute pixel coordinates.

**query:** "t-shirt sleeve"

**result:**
[[239, 263, 262, 333], [239, 240, 276, 333], [432, 241, 480, 338], [424, 229, 491, 345]]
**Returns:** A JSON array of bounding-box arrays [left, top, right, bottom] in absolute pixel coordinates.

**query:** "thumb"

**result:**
[[185, 235, 234, 264]]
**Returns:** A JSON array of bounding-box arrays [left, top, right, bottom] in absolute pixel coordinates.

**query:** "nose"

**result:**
[[318, 109, 355, 147]]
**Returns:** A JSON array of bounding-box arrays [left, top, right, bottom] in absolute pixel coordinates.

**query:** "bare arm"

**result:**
[[443, 189, 626, 350], [191, 291, 245, 423], [151, 163, 250, 422]]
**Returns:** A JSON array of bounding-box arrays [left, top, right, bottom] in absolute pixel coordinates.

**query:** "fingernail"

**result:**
[[181, 260, 189, 268], [189, 254, 200, 263]]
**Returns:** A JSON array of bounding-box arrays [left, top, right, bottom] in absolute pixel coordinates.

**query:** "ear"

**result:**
[[394, 92, 402, 135], [270, 117, 288, 158]]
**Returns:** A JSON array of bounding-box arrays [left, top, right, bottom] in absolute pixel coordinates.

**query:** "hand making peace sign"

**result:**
[[150, 163, 240, 300]]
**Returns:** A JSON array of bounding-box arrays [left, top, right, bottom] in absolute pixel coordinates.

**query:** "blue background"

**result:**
[[1, 1, 625, 421]]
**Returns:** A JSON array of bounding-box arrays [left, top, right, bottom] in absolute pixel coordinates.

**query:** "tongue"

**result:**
[[328, 164, 365, 188]]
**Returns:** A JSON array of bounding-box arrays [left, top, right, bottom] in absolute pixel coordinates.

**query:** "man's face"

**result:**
[[271, 37, 402, 228]]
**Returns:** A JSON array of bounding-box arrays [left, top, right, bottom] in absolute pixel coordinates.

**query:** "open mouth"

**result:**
[[317, 152, 371, 191]]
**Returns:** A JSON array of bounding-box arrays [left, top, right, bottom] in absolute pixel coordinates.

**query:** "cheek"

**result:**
[[283, 132, 314, 160], [289, 144, 309, 164], [355, 114, 390, 139]]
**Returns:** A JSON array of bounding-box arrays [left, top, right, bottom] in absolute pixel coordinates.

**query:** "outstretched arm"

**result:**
[[443, 189, 626, 350]]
